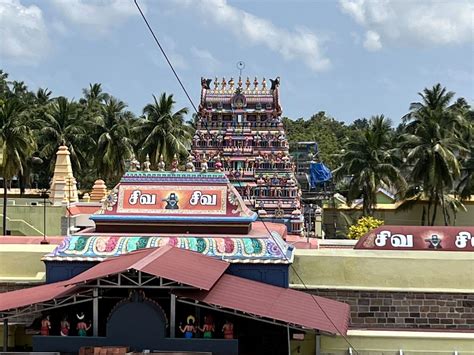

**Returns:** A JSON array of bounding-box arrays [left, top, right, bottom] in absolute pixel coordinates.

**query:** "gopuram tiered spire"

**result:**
[[192, 76, 303, 233]]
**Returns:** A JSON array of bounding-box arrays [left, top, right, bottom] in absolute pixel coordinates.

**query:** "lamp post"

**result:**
[[39, 189, 50, 245], [304, 203, 314, 243]]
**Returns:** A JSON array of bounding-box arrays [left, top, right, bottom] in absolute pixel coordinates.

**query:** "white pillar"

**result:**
[[170, 294, 176, 338], [287, 325, 291, 354], [93, 288, 99, 337]]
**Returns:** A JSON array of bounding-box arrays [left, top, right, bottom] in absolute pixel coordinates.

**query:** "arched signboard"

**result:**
[[355, 226, 474, 251]]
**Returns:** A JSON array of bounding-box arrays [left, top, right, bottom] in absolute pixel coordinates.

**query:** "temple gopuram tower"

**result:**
[[192, 77, 303, 233]]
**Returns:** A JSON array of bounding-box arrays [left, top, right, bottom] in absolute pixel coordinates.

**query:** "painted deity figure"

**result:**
[[201, 154, 209, 173], [179, 315, 196, 339], [185, 155, 195, 172], [60, 316, 70, 336], [157, 155, 166, 171], [214, 155, 223, 172], [76, 312, 91, 337], [222, 320, 234, 339], [198, 315, 215, 338], [129, 154, 140, 172], [163, 193, 179, 209], [143, 154, 151, 172], [171, 154, 179, 172], [40, 315, 51, 336]]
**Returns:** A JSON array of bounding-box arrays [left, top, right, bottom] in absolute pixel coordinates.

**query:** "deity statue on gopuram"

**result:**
[[192, 76, 303, 234]]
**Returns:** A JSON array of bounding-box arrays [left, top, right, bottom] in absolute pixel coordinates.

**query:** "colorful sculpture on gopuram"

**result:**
[[192, 76, 304, 234]]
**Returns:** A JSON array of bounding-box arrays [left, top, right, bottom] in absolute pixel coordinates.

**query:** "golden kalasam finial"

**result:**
[[213, 77, 219, 91], [246, 77, 251, 90], [238, 76, 242, 88], [229, 77, 234, 91], [221, 77, 227, 91], [253, 77, 259, 90], [262, 77, 267, 90]]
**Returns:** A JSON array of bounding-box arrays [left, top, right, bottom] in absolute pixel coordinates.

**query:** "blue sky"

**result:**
[[1, 0, 473, 124]]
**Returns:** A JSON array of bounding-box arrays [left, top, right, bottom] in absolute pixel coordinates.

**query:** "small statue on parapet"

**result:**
[[201, 154, 209, 173], [186, 155, 195, 172], [171, 154, 179, 172], [143, 154, 151, 172], [129, 154, 140, 172], [158, 155, 166, 171]]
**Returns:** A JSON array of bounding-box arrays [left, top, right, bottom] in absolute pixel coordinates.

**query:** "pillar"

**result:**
[[170, 294, 176, 338], [315, 332, 321, 355], [93, 288, 99, 337], [287, 325, 291, 355], [3, 318, 8, 352], [314, 206, 323, 239]]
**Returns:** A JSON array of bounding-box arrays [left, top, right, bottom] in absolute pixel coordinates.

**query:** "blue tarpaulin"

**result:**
[[310, 162, 332, 187]]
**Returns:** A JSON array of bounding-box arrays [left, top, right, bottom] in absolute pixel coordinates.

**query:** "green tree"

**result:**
[[284, 112, 349, 169], [80, 83, 109, 112], [0, 99, 36, 234], [334, 115, 407, 216], [135, 93, 191, 166], [37, 96, 92, 172], [400, 84, 469, 225], [93, 97, 134, 184]]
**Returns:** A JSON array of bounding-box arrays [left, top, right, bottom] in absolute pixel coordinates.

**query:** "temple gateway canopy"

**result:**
[[0, 246, 350, 336]]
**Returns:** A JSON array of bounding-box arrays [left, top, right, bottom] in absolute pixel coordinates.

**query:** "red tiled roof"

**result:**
[[67, 245, 229, 290], [174, 274, 350, 335], [0, 246, 348, 335], [0, 281, 76, 312], [67, 205, 100, 216]]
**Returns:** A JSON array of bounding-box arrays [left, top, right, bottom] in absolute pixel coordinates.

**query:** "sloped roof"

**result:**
[[0, 280, 77, 312], [174, 274, 350, 335], [0, 246, 350, 335], [66, 245, 229, 290]]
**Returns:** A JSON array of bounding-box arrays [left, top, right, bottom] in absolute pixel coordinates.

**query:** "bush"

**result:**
[[347, 216, 384, 240]]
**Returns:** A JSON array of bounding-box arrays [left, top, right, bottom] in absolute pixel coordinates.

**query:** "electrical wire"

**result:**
[[133, 1, 358, 353]]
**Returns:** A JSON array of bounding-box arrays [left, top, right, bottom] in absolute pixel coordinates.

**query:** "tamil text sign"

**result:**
[[116, 185, 227, 215], [355, 226, 474, 251]]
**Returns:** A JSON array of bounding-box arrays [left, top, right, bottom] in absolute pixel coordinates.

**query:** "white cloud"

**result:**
[[0, 0, 51, 64], [340, 0, 473, 50], [174, 0, 330, 72], [190, 47, 221, 71], [148, 35, 187, 70], [363, 30, 381, 51], [50, 0, 141, 34]]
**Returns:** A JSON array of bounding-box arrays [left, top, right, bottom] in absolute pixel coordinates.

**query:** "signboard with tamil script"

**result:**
[[116, 185, 227, 215], [355, 226, 474, 251]]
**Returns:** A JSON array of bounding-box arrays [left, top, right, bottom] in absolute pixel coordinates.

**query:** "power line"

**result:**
[[133, 1, 358, 353], [134, 0, 198, 114]]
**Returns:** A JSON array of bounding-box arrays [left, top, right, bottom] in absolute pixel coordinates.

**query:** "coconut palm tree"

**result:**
[[37, 96, 92, 172], [0, 99, 36, 235], [80, 83, 109, 113], [134, 93, 191, 166], [455, 104, 474, 201], [92, 97, 134, 184], [334, 115, 407, 216], [35, 88, 53, 106], [400, 84, 469, 225]]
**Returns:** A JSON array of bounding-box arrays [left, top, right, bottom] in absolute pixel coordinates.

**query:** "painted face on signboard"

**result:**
[[163, 193, 179, 209]]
